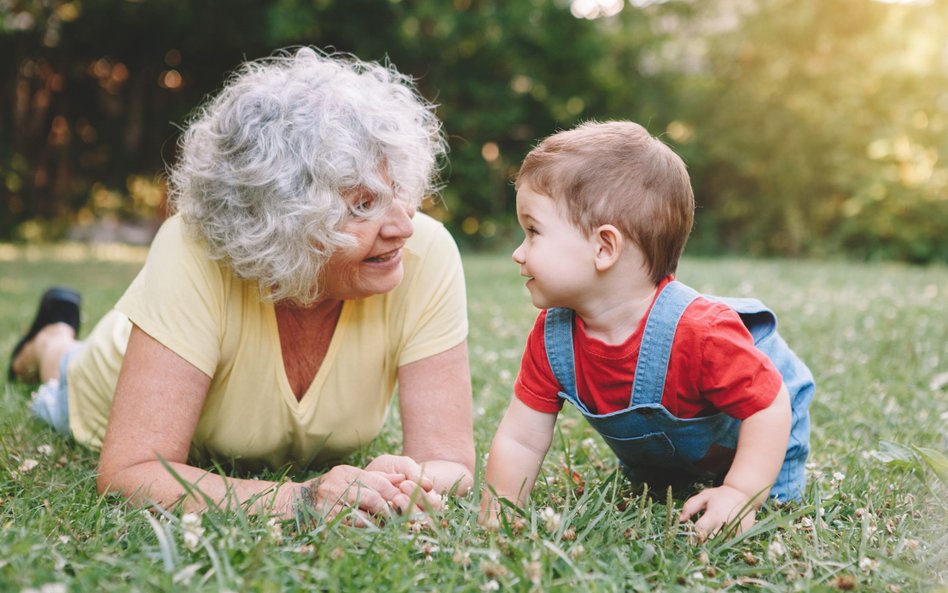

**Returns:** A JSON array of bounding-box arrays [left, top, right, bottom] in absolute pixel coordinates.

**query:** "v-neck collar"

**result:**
[[269, 300, 352, 412]]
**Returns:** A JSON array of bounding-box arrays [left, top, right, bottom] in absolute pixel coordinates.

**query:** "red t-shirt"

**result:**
[[515, 277, 783, 419]]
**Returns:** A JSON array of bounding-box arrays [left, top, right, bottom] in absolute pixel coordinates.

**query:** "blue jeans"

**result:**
[[30, 345, 81, 436]]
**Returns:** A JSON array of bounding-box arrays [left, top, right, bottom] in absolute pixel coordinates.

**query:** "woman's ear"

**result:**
[[593, 224, 623, 272]]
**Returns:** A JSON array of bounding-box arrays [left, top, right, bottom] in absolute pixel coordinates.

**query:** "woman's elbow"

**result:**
[[95, 450, 135, 497], [95, 463, 117, 496]]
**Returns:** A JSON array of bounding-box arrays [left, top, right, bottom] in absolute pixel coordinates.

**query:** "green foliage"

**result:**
[[873, 440, 948, 487], [1, 0, 947, 261]]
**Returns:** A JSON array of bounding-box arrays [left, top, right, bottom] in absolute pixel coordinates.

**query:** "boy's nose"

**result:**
[[512, 242, 526, 264]]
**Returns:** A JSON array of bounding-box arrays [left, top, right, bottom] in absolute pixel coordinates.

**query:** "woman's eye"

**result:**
[[349, 194, 376, 217]]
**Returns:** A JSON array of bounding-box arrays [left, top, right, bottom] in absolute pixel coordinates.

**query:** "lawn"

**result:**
[[1, 244, 946, 592]]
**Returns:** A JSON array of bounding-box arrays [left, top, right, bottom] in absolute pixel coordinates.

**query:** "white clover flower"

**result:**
[[36, 444, 54, 456], [452, 550, 471, 567], [525, 560, 542, 584], [44, 584, 68, 593], [768, 537, 786, 561], [540, 507, 561, 532], [21, 584, 67, 593], [180, 513, 204, 552], [480, 559, 507, 578], [18, 459, 39, 474], [419, 542, 439, 557], [569, 544, 585, 559], [929, 371, 948, 392], [859, 557, 879, 572], [481, 580, 500, 591], [267, 517, 284, 543]]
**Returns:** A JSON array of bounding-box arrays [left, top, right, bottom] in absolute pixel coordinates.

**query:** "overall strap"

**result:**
[[543, 307, 581, 408], [631, 281, 700, 406]]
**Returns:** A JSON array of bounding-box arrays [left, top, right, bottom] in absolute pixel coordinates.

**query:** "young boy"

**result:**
[[479, 121, 814, 540]]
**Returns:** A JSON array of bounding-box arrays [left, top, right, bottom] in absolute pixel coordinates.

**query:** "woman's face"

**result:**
[[320, 189, 415, 301]]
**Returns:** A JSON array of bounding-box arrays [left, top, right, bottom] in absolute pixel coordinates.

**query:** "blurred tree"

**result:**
[[676, 0, 948, 262], [1, 0, 275, 240], [259, 0, 671, 247], [0, 0, 687, 247], [1, 0, 946, 262]]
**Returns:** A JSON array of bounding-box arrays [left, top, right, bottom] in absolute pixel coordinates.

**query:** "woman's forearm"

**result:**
[[97, 460, 302, 516]]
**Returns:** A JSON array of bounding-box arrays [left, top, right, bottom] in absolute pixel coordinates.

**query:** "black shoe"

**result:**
[[7, 286, 82, 382]]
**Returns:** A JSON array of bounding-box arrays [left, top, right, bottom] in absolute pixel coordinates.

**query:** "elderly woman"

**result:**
[[8, 47, 474, 520]]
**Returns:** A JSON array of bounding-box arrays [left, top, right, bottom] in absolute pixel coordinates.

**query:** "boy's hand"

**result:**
[[678, 484, 757, 542]]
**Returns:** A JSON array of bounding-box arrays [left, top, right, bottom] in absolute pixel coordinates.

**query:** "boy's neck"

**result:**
[[573, 276, 659, 345]]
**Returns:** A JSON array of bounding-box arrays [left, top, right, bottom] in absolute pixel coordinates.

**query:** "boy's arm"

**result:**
[[679, 383, 792, 541], [478, 398, 557, 528]]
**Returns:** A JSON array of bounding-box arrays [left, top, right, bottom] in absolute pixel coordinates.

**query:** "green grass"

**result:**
[[1, 245, 946, 592]]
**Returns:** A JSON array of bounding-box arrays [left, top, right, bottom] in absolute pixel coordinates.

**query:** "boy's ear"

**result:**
[[593, 224, 623, 272]]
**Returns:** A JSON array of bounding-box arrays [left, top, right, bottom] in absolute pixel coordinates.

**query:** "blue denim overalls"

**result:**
[[544, 280, 814, 501]]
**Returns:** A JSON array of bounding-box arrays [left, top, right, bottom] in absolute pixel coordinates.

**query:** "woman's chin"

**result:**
[[350, 267, 405, 300]]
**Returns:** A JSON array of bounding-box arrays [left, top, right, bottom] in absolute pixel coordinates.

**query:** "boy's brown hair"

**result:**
[[516, 121, 694, 285]]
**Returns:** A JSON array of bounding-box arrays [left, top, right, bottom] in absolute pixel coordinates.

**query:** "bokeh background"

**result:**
[[2, 0, 946, 262]]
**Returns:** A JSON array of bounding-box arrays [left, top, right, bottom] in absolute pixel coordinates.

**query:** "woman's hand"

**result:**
[[364, 454, 443, 508], [300, 463, 441, 525], [364, 454, 433, 489]]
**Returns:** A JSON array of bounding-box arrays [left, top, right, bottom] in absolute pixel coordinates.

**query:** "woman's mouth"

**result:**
[[365, 249, 400, 263]]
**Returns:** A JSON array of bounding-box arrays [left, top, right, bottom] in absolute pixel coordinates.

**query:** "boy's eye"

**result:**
[[526, 226, 539, 236]]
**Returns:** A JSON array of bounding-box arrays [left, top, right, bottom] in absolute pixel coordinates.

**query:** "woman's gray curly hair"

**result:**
[[168, 47, 447, 305]]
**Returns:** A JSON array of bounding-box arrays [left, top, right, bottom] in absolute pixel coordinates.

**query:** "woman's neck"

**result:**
[[274, 299, 345, 400]]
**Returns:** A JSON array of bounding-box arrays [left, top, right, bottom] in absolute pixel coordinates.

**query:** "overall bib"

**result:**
[[544, 281, 814, 501]]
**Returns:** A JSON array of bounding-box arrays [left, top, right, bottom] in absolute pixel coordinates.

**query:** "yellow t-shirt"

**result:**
[[66, 212, 468, 470]]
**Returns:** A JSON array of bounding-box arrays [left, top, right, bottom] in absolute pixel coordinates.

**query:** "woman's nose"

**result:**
[[380, 198, 415, 239]]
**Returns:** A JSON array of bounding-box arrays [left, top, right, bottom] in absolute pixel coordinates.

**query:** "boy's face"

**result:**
[[512, 182, 598, 310]]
